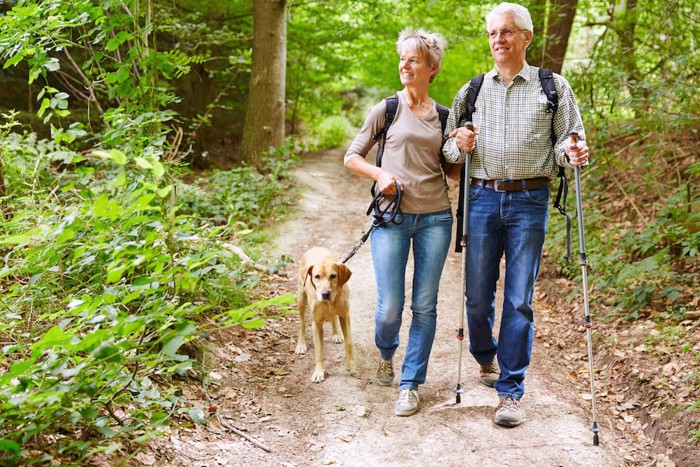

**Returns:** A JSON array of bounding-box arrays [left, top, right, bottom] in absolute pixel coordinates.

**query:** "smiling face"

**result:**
[[398, 49, 436, 89], [487, 12, 532, 67]]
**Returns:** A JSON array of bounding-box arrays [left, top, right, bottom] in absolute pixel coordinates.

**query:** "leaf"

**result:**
[[157, 185, 173, 198], [188, 408, 207, 424], [152, 160, 165, 178], [134, 157, 153, 169], [0, 439, 20, 454]]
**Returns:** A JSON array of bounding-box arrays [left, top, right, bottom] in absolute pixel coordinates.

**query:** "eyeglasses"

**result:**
[[487, 28, 527, 39]]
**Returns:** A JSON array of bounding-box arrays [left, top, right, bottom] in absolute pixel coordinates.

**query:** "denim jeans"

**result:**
[[371, 209, 453, 390], [465, 183, 549, 399]]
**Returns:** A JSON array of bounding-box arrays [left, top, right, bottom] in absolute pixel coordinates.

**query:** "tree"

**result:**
[[240, 0, 287, 167], [527, 0, 578, 74]]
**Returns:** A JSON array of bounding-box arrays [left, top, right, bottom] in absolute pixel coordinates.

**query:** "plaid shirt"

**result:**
[[442, 64, 586, 180]]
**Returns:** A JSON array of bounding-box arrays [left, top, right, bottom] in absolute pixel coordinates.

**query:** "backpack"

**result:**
[[454, 68, 571, 259], [372, 93, 450, 177]]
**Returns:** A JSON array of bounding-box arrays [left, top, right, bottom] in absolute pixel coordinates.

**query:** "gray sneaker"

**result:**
[[494, 397, 523, 427], [376, 358, 394, 386], [394, 388, 419, 416], [480, 361, 499, 387]]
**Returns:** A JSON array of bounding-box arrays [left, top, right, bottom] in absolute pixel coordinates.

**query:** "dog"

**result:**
[[295, 247, 354, 383]]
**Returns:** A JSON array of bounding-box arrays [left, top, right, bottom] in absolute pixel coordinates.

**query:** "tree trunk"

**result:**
[[240, 0, 287, 167], [527, 0, 578, 74], [618, 0, 643, 101], [541, 0, 578, 73]]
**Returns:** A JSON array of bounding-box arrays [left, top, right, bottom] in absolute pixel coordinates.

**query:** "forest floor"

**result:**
[[139, 148, 698, 467]]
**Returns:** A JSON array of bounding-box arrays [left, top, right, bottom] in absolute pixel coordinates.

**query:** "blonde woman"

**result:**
[[345, 28, 469, 416]]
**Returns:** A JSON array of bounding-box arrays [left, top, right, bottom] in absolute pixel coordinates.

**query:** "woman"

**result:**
[[344, 28, 472, 416]]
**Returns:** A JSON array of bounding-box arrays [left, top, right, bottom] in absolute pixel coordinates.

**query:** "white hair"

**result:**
[[396, 28, 447, 83], [486, 2, 534, 32]]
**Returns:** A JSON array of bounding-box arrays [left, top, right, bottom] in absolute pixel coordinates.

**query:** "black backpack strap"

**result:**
[[457, 74, 484, 128], [372, 93, 399, 168], [436, 103, 449, 135], [436, 103, 450, 175], [540, 68, 572, 262], [455, 74, 484, 252]]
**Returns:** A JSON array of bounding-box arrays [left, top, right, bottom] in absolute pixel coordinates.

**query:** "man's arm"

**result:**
[[442, 83, 471, 164], [552, 75, 589, 167]]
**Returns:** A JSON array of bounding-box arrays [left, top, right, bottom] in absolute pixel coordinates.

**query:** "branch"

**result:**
[[215, 414, 271, 452]]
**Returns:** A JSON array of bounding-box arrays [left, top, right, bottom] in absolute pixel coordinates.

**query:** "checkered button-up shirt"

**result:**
[[442, 64, 586, 180]]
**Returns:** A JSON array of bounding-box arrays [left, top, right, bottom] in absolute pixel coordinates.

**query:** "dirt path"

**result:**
[[147, 149, 640, 466]]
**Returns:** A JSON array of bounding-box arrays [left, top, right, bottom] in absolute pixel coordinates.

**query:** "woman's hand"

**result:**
[[376, 170, 400, 194]]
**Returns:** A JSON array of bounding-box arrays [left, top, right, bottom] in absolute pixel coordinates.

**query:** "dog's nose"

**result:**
[[321, 290, 331, 301]]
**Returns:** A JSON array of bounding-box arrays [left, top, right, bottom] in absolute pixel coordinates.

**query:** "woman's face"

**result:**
[[398, 49, 436, 88]]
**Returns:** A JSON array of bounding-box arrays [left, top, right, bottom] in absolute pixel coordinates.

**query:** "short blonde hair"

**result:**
[[396, 28, 447, 83]]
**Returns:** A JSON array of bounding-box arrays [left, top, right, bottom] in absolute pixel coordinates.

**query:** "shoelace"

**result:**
[[499, 397, 519, 412], [378, 360, 393, 373], [398, 389, 416, 405]]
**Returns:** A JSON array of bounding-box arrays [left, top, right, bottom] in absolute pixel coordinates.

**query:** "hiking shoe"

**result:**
[[479, 361, 499, 387], [494, 397, 523, 427], [376, 358, 394, 386], [394, 389, 419, 416]]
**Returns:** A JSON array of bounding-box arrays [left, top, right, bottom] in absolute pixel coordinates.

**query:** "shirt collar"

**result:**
[[488, 63, 533, 83]]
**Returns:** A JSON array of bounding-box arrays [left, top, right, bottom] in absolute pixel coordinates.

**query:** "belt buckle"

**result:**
[[493, 179, 508, 192]]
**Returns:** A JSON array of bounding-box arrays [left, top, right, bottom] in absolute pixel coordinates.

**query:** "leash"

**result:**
[[342, 181, 403, 264]]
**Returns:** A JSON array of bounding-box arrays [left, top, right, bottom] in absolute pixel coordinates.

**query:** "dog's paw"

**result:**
[[346, 360, 356, 375], [310, 368, 325, 383], [332, 333, 345, 344], [295, 342, 307, 354]]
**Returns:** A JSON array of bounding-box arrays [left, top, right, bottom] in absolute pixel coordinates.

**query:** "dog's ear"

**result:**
[[304, 264, 315, 288], [335, 263, 352, 287]]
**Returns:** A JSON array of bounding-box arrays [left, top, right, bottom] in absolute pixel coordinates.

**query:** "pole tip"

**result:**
[[593, 433, 599, 446]]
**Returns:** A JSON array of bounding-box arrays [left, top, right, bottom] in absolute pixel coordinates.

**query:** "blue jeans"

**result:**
[[371, 209, 453, 390], [466, 183, 549, 399]]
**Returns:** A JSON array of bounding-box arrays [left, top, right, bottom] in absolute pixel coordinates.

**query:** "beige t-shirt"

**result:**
[[344, 92, 451, 215]]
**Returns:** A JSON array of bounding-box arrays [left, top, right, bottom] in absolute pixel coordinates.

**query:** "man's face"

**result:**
[[487, 12, 532, 67]]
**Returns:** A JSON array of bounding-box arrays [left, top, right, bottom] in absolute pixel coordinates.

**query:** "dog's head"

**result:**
[[304, 261, 352, 302]]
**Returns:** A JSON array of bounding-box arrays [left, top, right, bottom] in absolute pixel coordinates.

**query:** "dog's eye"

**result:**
[[314, 274, 321, 280], [330, 273, 336, 280]]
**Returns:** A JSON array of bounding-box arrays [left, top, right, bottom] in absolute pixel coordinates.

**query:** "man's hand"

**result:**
[[449, 126, 478, 154], [565, 135, 590, 166]]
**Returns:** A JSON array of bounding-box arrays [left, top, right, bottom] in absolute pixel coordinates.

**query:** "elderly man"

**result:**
[[443, 2, 589, 427]]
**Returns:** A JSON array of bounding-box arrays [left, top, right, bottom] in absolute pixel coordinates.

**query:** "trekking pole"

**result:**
[[454, 122, 474, 404], [570, 132, 601, 446]]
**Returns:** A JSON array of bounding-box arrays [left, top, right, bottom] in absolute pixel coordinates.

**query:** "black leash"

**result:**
[[342, 182, 403, 264]]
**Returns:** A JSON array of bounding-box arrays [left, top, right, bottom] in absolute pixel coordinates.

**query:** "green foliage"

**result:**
[[307, 116, 354, 150], [0, 1, 296, 464]]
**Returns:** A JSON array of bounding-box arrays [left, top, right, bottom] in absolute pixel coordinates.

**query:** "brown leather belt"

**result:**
[[471, 177, 550, 192]]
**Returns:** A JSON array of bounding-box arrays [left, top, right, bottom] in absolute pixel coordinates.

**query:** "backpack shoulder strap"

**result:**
[[372, 93, 399, 168], [540, 68, 572, 262], [436, 103, 449, 136], [458, 74, 485, 127], [435, 102, 451, 178], [538, 68, 559, 143]]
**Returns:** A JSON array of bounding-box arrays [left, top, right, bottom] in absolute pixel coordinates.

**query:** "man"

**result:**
[[443, 2, 589, 427]]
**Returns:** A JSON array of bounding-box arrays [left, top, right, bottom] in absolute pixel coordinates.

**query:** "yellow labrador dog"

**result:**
[[295, 247, 354, 383]]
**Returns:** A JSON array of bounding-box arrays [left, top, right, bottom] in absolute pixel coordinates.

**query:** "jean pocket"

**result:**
[[430, 209, 454, 224], [524, 187, 550, 206], [468, 184, 482, 202]]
